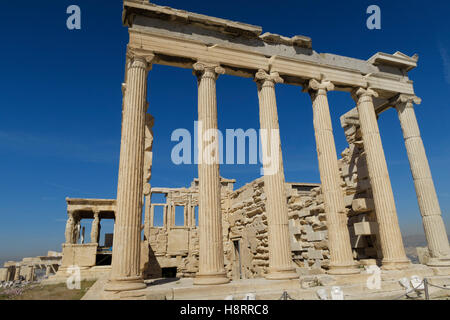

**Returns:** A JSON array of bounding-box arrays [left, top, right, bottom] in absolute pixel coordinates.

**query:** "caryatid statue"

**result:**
[[65, 211, 76, 244], [143, 113, 154, 239], [73, 218, 81, 244]]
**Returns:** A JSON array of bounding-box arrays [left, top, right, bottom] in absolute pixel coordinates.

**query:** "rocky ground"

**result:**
[[0, 280, 95, 300]]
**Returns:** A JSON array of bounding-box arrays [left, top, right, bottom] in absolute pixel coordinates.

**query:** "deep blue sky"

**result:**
[[1, 1, 449, 264]]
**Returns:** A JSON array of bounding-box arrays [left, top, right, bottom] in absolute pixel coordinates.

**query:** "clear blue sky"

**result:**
[[1, 1, 449, 264]]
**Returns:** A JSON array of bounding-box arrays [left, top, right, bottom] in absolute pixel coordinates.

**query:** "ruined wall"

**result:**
[[141, 124, 382, 279], [223, 178, 323, 278], [142, 179, 234, 279], [339, 115, 381, 263]]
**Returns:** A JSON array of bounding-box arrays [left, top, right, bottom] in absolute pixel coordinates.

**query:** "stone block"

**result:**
[[353, 221, 378, 236], [167, 228, 189, 254], [61, 244, 97, 268], [351, 198, 375, 213], [290, 241, 302, 252], [306, 231, 327, 242], [307, 249, 323, 260]]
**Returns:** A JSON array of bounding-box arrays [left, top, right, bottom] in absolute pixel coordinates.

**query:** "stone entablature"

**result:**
[[123, 1, 416, 101]]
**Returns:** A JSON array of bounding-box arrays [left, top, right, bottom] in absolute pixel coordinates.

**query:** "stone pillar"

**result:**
[[193, 61, 229, 285], [163, 205, 168, 227], [354, 88, 409, 269], [149, 204, 155, 228], [395, 95, 450, 266], [143, 114, 154, 241], [255, 70, 297, 280], [14, 266, 20, 281], [91, 210, 100, 244], [105, 48, 154, 292], [307, 79, 358, 274], [27, 266, 34, 282], [45, 265, 51, 277], [65, 210, 76, 244]]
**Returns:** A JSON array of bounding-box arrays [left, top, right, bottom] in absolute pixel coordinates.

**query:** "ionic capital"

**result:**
[[93, 209, 100, 219], [193, 61, 225, 80], [352, 87, 379, 103], [394, 94, 422, 107], [308, 79, 334, 95], [355, 87, 379, 98], [254, 69, 284, 87], [126, 46, 155, 70]]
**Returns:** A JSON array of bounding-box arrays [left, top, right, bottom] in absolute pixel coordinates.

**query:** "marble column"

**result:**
[[308, 79, 358, 274], [255, 70, 297, 280], [395, 94, 450, 266], [354, 87, 409, 269], [91, 211, 100, 244], [193, 61, 229, 285], [105, 48, 154, 292], [143, 114, 154, 241], [65, 211, 76, 244]]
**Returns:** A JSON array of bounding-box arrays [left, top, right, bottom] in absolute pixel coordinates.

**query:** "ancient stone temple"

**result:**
[[47, 1, 450, 299]]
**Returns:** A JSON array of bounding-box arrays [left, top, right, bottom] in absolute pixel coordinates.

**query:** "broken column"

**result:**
[[307, 79, 358, 274], [105, 48, 154, 292], [255, 69, 297, 280], [193, 61, 229, 285], [395, 94, 450, 266], [354, 87, 409, 269]]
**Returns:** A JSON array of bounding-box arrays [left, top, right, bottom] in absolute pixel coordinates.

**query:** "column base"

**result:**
[[194, 272, 230, 285], [381, 257, 410, 270], [327, 262, 360, 275], [265, 267, 298, 280], [427, 256, 450, 267], [104, 276, 146, 292]]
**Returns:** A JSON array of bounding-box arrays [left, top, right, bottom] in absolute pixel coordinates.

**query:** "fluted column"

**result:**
[[193, 61, 229, 285], [308, 79, 358, 274], [91, 210, 100, 244], [105, 48, 154, 292], [143, 114, 154, 240], [354, 87, 410, 269], [395, 94, 450, 266], [64, 211, 76, 244], [255, 70, 297, 280]]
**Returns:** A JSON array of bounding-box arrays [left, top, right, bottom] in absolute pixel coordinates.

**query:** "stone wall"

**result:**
[[339, 114, 381, 263], [223, 178, 322, 278]]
